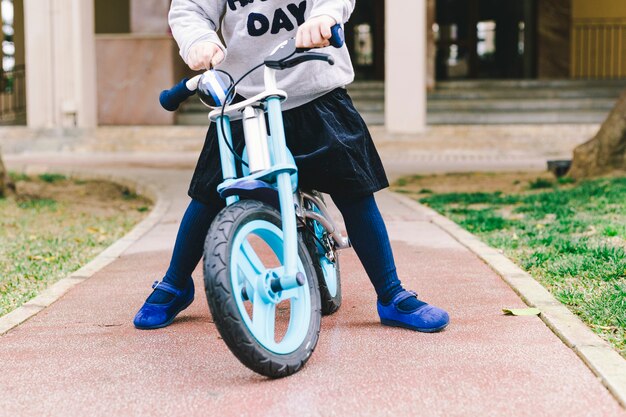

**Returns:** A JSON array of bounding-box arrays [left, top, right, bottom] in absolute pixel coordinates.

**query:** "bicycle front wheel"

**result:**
[[203, 200, 321, 378]]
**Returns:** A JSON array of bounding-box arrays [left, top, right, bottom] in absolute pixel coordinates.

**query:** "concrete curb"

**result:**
[[388, 191, 626, 409], [0, 169, 171, 336]]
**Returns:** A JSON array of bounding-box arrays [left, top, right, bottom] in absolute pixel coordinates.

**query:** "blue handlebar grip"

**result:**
[[159, 78, 196, 111], [330, 24, 344, 48]]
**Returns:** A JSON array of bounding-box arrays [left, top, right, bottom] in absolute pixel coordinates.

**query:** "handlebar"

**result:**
[[329, 24, 344, 48], [159, 78, 197, 111], [159, 23, 345, 112]]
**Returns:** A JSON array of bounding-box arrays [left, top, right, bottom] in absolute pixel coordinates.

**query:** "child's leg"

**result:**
[[147, 199, 221, 303], [134, 198, 222, 329], [331, 194, 418, 308], [330, 193, 449, 331]]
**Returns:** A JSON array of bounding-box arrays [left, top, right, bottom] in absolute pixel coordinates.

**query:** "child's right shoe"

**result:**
[[377, 290, 449, 333], [133, 279, 194, 330]]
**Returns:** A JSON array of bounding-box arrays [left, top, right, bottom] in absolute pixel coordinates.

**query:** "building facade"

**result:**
[[1, 0, 626, 132]]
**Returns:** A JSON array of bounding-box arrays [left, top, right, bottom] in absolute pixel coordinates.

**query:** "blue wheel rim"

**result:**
[[230, 220, 311, 355]]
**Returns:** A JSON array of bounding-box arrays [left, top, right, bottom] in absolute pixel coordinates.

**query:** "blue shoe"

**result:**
[[377, 290, 449, 333], [133, 280, 194, 330]]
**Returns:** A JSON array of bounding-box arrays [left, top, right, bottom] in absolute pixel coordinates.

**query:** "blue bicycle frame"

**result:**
[[211, 67, 301, 292]]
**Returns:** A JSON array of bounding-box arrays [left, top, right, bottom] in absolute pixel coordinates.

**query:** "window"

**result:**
[[1, 0, 15, 71]]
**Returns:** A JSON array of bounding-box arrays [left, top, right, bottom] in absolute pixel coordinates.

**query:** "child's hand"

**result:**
[[187, 41, 225, 71], [296, 15, 337, 49]]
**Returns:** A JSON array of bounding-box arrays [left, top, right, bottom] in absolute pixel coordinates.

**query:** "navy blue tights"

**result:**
[[331, 194, 405, 303], [148, 195, 418, 309], [147, 200, 221, 304]]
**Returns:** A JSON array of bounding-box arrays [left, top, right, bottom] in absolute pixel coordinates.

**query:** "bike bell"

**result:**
[[197, 69, 236, 109]]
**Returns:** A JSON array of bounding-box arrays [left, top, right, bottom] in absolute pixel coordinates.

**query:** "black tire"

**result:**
[[203, 200, 321, 378], [303, 192, 342, 315]]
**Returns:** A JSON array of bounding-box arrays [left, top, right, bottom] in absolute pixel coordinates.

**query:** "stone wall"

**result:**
[[537, 0, 571, 79], [95, 0, 189, 125], [96, 35, 177, 125]]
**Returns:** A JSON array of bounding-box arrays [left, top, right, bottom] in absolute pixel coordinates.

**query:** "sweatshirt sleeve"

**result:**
[[309, 0, 356, 24], [169, 0, 227, 64]]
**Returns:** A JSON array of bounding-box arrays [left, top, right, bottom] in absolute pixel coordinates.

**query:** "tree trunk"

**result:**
[[0, 150, 10, 198], [569, 89, 626, 179]]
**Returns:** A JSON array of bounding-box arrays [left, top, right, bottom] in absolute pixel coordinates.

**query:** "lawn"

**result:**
[[393, 172, 626, 358], [0, 173, 151, 317]]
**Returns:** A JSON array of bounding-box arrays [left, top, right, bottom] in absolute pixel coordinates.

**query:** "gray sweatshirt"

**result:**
[[169, 0, 356, 109]]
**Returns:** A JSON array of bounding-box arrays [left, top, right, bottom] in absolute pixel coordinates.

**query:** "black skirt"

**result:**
[[188, 88, 389, 206]]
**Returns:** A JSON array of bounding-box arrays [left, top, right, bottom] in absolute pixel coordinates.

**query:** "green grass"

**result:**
[[38, 173, 67, 183], [528, 177, 554, 189], [0, 175, 151, 317], [9, 172, 30, 182], [412, 176, 626, 357]]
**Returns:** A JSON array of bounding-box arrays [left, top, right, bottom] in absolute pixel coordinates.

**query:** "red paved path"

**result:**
[[0, 162, 624, 416]]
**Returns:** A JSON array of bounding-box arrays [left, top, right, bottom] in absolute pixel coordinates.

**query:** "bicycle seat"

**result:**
[[220, 179, 280, 209]]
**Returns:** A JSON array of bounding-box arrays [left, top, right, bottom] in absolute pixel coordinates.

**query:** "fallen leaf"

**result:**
[[502, 308, 541, 316], [590, 324, 618, 331]]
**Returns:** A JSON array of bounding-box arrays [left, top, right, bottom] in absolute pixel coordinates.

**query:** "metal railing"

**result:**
[[0, 65, 26, 125], [572, 19, 626, 79]]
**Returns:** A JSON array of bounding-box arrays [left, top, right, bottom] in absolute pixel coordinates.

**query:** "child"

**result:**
[[134, 0, 450, 333]]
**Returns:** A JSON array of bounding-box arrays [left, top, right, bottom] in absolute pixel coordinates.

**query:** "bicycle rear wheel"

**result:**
[[303, 192, 342, 315], [204, 200, 321, 378]]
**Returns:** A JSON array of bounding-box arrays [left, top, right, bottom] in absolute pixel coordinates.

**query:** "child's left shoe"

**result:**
[[377, 290, 449, 333], [133, 279, 194, 330]]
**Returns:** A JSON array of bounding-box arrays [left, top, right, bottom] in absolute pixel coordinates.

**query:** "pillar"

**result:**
[[13, 0, 25, 67], [385, 0, 427, 133], [0, 2, 4, 71], [426, 0, 436, 90], [538, 0, 571, 79], [24, 0, 97, 128]]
